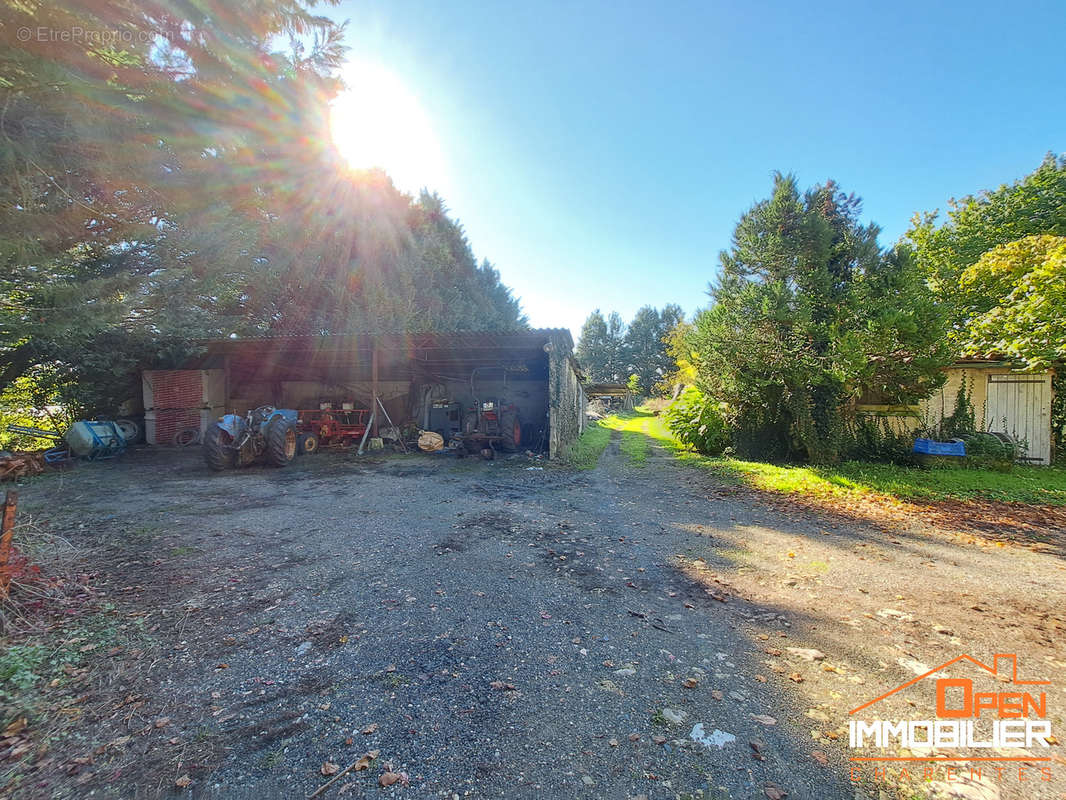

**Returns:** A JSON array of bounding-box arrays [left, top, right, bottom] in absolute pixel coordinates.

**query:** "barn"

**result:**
[[141, 329, 587, 459]]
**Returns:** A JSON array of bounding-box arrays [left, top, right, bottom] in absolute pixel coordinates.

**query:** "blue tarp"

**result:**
[[913, 437, 966, 457]]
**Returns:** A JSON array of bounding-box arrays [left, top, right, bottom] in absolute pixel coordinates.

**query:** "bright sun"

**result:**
[[329, 60, 448, 197]]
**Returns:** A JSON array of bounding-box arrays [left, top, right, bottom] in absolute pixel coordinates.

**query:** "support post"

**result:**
[[371, 340, 379, 437], [0, 490, 19, 596]]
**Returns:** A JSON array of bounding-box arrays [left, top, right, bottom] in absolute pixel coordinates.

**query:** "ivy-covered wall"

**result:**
[[547, 332, 586, 459]]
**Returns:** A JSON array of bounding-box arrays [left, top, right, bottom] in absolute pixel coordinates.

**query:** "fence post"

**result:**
[[0, 490, 18, 596]]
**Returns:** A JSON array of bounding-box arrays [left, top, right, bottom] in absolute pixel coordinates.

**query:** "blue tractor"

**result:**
[[204, 406, 299, 471]]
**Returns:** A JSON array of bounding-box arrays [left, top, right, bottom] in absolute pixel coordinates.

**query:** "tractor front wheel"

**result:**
[[297, 432, 319, 455], [265, 418, 297, 466], [204, 425, 235, 471]]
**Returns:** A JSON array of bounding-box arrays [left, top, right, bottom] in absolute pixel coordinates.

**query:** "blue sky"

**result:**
[[327, 0, 1063, 338]]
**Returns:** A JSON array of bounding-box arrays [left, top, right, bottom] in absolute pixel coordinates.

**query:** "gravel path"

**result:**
[[15, 430, 1065, 800]]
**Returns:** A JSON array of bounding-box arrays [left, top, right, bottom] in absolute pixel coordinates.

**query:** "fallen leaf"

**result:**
[[490, 680, 516, 690], [682, 677, 699, 689], [764, 785, 788, 800], [154, 717, 170, 728], [755, 674, 767, 682], [175, 775, 192, 788], [608, 738, 619, 747], [788, 672, 805, 683], [711, 690, 724, 701], [385, 664, 396, 673], [353, 749, 380, 771], [3, 718, 26, 738], [321, 762, 340, 776], [752, 714, 777, 726], [362, 722, 378, 735], [628, 732, 640, 742], [379, 771, 402, 787], [652, 735, 667, 745], [811, 750, 828, 765]]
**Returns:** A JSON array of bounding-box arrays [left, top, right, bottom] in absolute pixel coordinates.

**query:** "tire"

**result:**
[[204, 425, 235, 471], [499, 411, 522, 452], [297, 432, 319, 455], [265, 418, 297, 466], [116, 418, 140, 442], [174, 427, 201, 447]]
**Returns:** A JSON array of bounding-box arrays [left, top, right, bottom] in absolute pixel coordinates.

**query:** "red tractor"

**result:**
[[294, 406, 370, 452]]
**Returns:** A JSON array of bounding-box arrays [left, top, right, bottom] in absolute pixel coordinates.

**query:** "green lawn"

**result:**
[[601, 413, 652, 465], [601, 408, 1066, 506], [700, 458, 1066, 505]]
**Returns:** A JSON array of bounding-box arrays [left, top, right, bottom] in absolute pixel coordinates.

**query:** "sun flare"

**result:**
[[329, 60, 448, 197]]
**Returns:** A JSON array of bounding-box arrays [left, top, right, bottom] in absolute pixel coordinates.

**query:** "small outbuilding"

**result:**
[[585, 383, 635, 411], [142, 329, 587, 459], [858, 359, 1056, 464]]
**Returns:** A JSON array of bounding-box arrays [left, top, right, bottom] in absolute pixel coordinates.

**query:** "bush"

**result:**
[[843, 416, 916, 464], [663, 387, 730, 455], [961, 432, 1017, 471]]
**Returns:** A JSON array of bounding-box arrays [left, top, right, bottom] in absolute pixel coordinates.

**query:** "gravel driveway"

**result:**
[[15, 430, 1065, 800]]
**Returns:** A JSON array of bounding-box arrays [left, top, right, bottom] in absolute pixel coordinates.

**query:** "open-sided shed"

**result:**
[[146, 329, 586, 458]]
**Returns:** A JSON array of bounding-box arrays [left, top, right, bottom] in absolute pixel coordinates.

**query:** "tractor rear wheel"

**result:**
[[204, 425, 235, 471], [499, 411, 522, 451], [265, 418, 297, 466], [297, 432, 319, 455]]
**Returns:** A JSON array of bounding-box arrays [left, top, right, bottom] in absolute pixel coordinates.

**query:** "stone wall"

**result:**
[[547, 332, 586, 459]]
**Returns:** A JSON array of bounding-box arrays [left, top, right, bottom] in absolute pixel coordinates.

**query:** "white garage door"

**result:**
[[984, 374, 1052, 465]]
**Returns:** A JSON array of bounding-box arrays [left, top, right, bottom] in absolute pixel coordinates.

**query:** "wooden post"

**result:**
[[0, 490, 18, 596], [371, 340, 379, 437]]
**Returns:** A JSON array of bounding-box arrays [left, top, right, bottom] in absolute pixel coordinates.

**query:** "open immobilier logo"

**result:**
[[848, 654, 1054, 782]]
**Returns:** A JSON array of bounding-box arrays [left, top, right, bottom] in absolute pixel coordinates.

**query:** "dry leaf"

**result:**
[[608, 738, 619, 747], [175, 775, 192, 788], [711, 690, 724, 701], [811, 750, 828, 765], [362, 722, 379, 735], [321, 762, 340, 776], [3, 717, 27, 738], [354, 750, 380, 771], [764, 785, 788, 800], [788, 672, 804, 683], [154, 717, 170, 728], [379, 771, 402, 787], [682, 677, 699, 689], [490, 680, 516, 690], [752, 714, 777, 726], [652, 735, 667, 744], [628, 732, 640, 742]]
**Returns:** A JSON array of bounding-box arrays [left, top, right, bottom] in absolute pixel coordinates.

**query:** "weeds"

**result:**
[[567, 420, 611, 469]]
